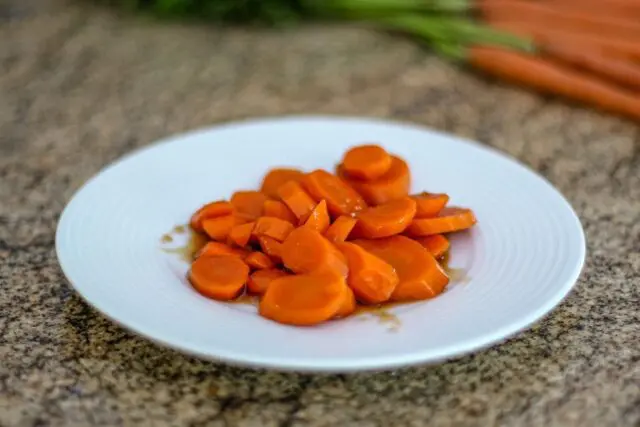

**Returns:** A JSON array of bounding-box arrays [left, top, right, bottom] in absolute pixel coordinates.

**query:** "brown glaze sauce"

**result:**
[[160, 226, 208, 262], [441, 251, 470, 284]]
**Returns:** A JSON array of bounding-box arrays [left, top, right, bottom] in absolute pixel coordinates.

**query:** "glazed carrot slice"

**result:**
[[281, 227, 348, 278], [355, 236, 449, 301], [247, 268, 288, 295], [245, 251, 275, 270], [416, 234, 450, 259], [352, 197, 417, 239], [336, 242, 399, 304], [190, 201, 233, 232], [338, 156, 410, 206], [260, 168, 305, 199], [253, 216, 295, 242], [342, 144, 392, 181], [195, 241, 250, 259], [188, 255, 250, 301], [406, 207, 477, 237], [301, 170, 367, 217], [413, 193, 449, 218], [259, 273, 348, 326], [257, 235, 283, 264], [202, 215, 238, 241], [227, 222, 255, 247], [230, 191, 268, 221], [277, 181, 317, 222], [303, 199, 330, 234], [333, 285, 357, 319], [263, 200, 297, 224], [324, 215, 358, 243]]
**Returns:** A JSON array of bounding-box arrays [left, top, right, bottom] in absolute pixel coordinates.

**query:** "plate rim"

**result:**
[[55, 115, 587, 373]]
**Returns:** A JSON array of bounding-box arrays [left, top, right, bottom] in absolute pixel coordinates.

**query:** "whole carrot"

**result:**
[[440, 44, 640, 121]]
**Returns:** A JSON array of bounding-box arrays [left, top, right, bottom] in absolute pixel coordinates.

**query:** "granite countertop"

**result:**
[[1, 0, 639, 426]]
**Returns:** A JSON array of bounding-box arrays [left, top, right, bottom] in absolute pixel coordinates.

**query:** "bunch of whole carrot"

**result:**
[[187, 144, 477, 326]]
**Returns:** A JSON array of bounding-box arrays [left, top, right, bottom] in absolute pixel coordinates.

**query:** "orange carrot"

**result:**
[[247, 268, 288, 295], [413, 193, 449, 218], [190, 201, 233, 232], [259, 273, 348, 326], [263, 200, 297, 224], [338, 156, 411, 206], [202, 215, 239, 241], [355, 236, 449, 301], [407, 207, 477, 237], [303, 199, 331, 234], [342, 144, 392, 180], [227, 222, 255, 247], [352, 197, 417, 239], [245, 251, 275, 270], [324, 215, 358, 244], [277, 180, 317, 222], [188, 255, 250, 301], [333, 285, 357, 319], [281, 227, 348, 278], [416, 234, 450, 259], [252, 216, 295, 242], [196, 241, 250, 259], [466, 46, 640, 122], [257, 235, 284, 264], [301, 170, 367, 217], [260, 168, 304, 199], [337, 242, 399, 304], [230, 191, 268, 221]]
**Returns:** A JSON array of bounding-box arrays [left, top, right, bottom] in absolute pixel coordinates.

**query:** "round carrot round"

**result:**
[[230, 191, 268, 221], [190, 200, 233, 232], [338, 156, 411, 206], [333, 285, 357, 319], [413, 192, 449, 218], [245, 251, 275, 270], [342, 144, 392, 180], [353, 197, 417, 239], [324, 215, 358, 244], [259, 273, 348, 326], [416, 234, 450, 259], [188, 255, 250, 301], [261, 168, 304, 199], [337, 242, 399, 304], [247, 268, 288, 295], [281, 227, 348, 278], [195, 241, 249, 259], [355, 236, 449, 301], [406, 207, 477, 237], [303, 199, 330, 234], [301, 169, 367, 217]]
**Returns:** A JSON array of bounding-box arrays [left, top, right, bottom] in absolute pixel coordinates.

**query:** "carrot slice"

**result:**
[[195, 241, 249, 259], [301, 170, 367, 217], [253, 217, 295, 242], [303, 199, 330, 234], [188, 255, 250, 301], [324, 216, 358, 243], [355, 236, 449, 301], [261, 168, 305, 199], [416, 235, 450, 259], [190, 201, 233, 232], [333, 285, 357, 319], [342, 144, 392, 180], [337, 242, 399, 304], [281, 227, 348, 278], [245, 251, 275, 270], [338, 156, 410, 206], [202, 216, 238, 241], [277, 181, 317, 222], [257, 235, 283, 264], [413, 193, 449, 218], [259, 273, 348, 326], [352, 197, 417, 239], [247, 268, 288, 295], [227, 222, 255, 247], [230, 191, 268, 221], [263, 200, 297, 224], [406, 207, 477, 237]]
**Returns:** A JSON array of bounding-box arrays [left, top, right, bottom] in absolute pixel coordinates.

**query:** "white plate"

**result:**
[[56, 116, 585, 373]]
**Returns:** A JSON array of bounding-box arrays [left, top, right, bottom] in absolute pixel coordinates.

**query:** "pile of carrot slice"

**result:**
[[187, 144, 477, 326]]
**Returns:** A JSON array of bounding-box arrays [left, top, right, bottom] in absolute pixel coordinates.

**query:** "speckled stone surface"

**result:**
[[1, 1, 639, 426]]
